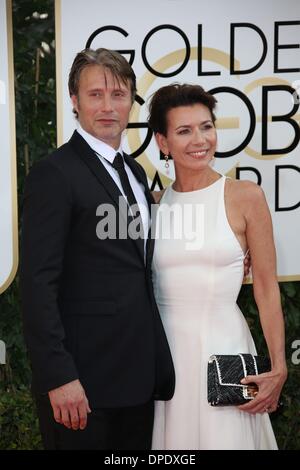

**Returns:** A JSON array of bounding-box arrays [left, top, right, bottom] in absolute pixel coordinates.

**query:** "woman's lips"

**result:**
[[188, 150, 208, 159]]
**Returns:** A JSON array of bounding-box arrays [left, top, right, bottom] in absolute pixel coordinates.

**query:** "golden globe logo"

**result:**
[[85, 23, 299, 204], [125, 47, 300, 214], [57, 9, 300, 279]]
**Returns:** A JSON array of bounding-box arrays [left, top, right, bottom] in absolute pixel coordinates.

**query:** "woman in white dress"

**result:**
[[148, 84, 287, 450]]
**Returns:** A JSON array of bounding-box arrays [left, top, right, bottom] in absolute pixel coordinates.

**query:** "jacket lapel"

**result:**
[[124, 153, 156, 264], [123, 153, 151, 262], [70, 131, 123, 208], [123, 153, 153, 211], [69, 131, 145, 264]]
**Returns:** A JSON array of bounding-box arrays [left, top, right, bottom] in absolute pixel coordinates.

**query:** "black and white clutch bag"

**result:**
[[207, 353, 271, 406]]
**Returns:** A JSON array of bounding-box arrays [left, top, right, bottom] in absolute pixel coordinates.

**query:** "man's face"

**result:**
[[71, 65, 133, 149]]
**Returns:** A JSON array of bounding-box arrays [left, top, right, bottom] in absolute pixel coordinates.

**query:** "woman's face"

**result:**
[[156, 103, 217, 172]]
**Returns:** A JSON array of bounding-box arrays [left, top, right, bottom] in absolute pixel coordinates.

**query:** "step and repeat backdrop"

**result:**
[[0, 0, 18, 295], [1, 0, 299, 291], [55, 0, 300, 281]]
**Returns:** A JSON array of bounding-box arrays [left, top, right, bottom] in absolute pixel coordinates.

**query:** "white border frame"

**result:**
[[0, 0, 18, 294]]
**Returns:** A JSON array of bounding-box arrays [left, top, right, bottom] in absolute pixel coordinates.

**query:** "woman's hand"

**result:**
[[237, 367, 287, 414], [243, 251, 251, 278]]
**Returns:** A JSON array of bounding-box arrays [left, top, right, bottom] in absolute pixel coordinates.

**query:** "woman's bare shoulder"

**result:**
[[225, 177, 265, 202], [151, 189, 166, 203]]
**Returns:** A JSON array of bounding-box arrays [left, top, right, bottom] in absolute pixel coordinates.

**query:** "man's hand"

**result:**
[[243, 250, 251, 278], [48, 379, 91, 430]]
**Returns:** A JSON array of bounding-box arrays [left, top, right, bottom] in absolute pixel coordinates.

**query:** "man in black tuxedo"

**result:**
[[20, 48, 175, 450]]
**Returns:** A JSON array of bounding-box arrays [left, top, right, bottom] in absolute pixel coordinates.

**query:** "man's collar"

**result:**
[[76, 124, 122, 164]]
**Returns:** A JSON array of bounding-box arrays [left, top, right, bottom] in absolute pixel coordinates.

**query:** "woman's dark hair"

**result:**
[[68, 48, 137, 117], [148, 83, 217, 136]]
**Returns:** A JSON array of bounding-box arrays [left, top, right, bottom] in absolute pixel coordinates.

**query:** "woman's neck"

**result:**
[[172, 167, 220, 192]]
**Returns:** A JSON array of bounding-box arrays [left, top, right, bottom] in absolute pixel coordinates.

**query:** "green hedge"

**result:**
[[0, 0, 299, 450], [0, 0, 55, 450]]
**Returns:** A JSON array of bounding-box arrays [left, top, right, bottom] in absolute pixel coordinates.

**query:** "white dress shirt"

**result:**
[[76, 125, 149, 258]]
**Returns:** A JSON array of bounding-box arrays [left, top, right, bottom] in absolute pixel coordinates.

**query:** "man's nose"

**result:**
[[102, 94, 113, 112]]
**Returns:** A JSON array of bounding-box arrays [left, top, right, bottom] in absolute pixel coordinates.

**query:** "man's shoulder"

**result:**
[[48, 141, 73, 164], [30, 135, 79, 174]]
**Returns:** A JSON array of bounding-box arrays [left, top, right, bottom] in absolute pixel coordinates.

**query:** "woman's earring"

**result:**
[[164, 154, 170, 174]]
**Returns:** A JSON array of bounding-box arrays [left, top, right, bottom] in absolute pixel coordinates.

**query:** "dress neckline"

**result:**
[[170, 174, 224, 195]]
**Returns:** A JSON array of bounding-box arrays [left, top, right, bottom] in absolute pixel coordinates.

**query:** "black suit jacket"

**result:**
[[20, 131, 175, 408]]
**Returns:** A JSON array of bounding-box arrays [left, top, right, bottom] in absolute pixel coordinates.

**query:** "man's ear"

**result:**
[[155, 132, 169, 156], [71, 94, 79, 114]]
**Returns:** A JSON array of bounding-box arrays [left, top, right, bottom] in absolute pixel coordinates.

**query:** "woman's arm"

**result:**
[[237, 182, 287, 414]]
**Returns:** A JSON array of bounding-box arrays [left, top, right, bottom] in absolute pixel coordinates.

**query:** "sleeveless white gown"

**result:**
[[151, 175, 278, 450]]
